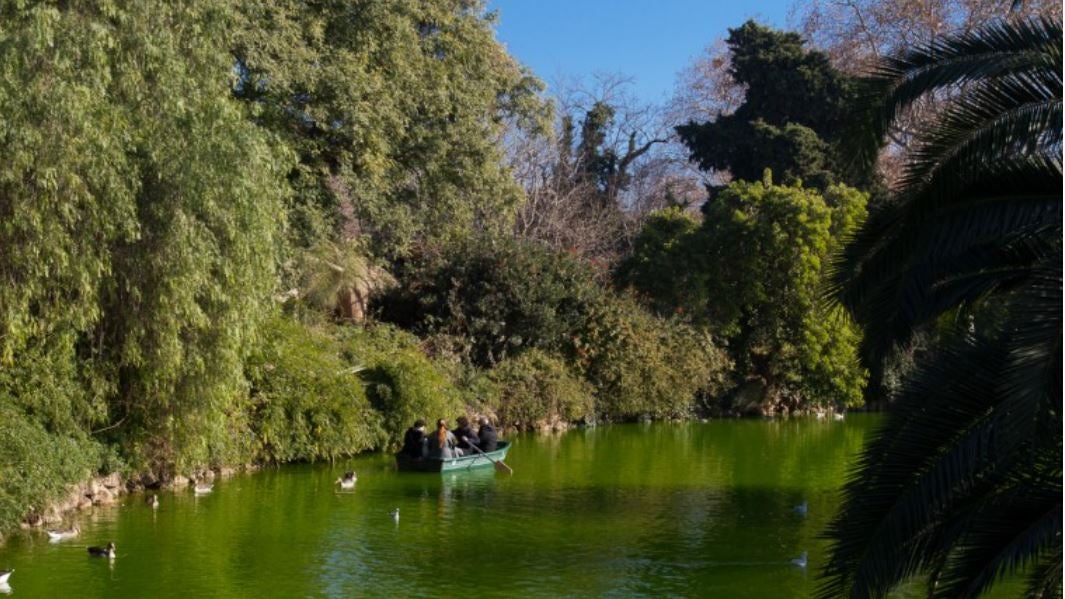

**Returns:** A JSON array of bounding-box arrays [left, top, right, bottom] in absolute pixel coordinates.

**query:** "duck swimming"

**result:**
[[390, 508, 400, 523], [88, 542, 116, 559], [148, 494, 159, 508], [794, 501, 808, 517], [335, 471, 357, 490], [791, 551, 808, 568], [45, 525, 80, 541], [0, 570, 11, 584], [193, 481, 213, 495]]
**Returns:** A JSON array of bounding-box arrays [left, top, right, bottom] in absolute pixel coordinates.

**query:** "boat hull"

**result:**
[[396, 441, 510, 473]]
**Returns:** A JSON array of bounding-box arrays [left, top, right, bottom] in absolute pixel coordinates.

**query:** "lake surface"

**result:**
[[0, 416, 881, 597]]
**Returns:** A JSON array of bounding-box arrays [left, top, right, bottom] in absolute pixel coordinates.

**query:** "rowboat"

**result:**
[[396, 441, 511, 473]]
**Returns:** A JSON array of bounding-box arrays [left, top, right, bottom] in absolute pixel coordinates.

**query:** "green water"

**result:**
[[0, 416, 880, 597]]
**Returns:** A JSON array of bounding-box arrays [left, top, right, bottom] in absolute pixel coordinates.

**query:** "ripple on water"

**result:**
[[0, 417, 883, 598]]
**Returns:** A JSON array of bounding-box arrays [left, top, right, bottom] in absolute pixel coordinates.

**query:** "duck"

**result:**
[[791, 551, 808, 568], [0, 570, 11, 584], [87, 542, 116, 559], [45, 525, 80, 541], [833, 411, 845, 421], [193, 481, 213, 495], [147, 494, 160, 508], [390, 508, 400, 523], [794, 501, 809, 517], [335, 471, 357, 490]]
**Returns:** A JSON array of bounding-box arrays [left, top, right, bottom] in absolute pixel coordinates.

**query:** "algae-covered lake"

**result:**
[[0, 416, 879, 597]]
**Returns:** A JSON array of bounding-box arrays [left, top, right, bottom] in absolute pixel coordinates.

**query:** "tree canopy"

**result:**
[[232, 0, 550, 257], [676, 21, 872, 195], [0, 2, 289, 471], [618, 176, 869, 410]]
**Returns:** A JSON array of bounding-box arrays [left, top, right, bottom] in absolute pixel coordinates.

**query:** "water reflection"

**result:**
[[0, 416, 880, 598]]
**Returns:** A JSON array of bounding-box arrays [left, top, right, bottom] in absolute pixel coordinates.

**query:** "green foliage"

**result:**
[[232, 0, 550, 256], [701, 179, 868, 408], [0, 404, 98, 536], [0, 1, 289, 475], [575, 295, 732, 420], [615, 208, 702, 316], [676, 20, 873, 193], [822, 17, 1063, 598], [378, 236, 602, 367], [245, 317, 384, 464], [620, 177, 869, 409], [337, 325, 465, 445], [381, 235, 733, 421], [487, 350, 595, 429]]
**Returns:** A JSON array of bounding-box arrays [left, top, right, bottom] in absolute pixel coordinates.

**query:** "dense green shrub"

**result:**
[[337, 325, 465, 444], [245, 317, 385, 463], [575, 295, 732, 420], [487, 350, 595, 429], [377, 235, 603, 367], [619, 177, 868, 409], [615, 208, 704, 318], [0, 405, 99, 536], [379, 235, 734, 421]]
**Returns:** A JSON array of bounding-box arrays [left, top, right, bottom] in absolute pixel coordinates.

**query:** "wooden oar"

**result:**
[[464, 438, 513, 475]]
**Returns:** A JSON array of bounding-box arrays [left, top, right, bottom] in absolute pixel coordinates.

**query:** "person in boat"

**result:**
[[427, 419, 460, 459], [475, 416, 498, 452], [453, 416, 477, 452], [402, 419, 428, 458]]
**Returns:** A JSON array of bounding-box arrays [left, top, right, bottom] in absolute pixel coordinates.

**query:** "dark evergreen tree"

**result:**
[[676, 21, 873, 196]]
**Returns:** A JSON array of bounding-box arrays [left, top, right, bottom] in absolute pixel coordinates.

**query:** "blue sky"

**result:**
[[489, 0, 792, 103]]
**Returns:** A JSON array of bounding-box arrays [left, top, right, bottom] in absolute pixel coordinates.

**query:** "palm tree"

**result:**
[[299, 239, 395, 323], [821, 16, 1062, 599]]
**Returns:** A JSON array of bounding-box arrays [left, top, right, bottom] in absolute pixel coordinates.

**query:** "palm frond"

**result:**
[[845, 17, 1062, 170]]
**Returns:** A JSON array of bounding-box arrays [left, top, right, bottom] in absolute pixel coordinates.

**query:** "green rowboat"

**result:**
[[395, 441, 511, 473]]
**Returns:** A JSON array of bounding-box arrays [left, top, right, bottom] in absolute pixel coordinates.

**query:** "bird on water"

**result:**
[[45, 525, 80, 541], [336, 471, 357, 490], [88, 542, 116, 559]]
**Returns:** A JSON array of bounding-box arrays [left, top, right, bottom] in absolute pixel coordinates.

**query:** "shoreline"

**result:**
[[10, 406, 863, 542]]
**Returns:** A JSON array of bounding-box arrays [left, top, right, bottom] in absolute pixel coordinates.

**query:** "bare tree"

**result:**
[[506, 74, 706, 265], [789, 0, 1062, 184]]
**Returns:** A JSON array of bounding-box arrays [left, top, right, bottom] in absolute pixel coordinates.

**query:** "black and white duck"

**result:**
[[335, 471, 357, 490], [87, 542, 116, 559]]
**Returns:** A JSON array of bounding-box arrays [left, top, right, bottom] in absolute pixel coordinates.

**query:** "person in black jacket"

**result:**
[[476, 416, 498, 452], [453, 416, 477, 453], [401, 420, 427, 458]]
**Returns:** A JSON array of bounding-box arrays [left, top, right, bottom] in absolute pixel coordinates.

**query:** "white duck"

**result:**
[[791, 551, 808, 568], [335, 471, 357, 490], [193, 481, 213, 495], [45, 525, 80, 541], [0, 569, 12, 584], [390, 508, 400, 523]]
